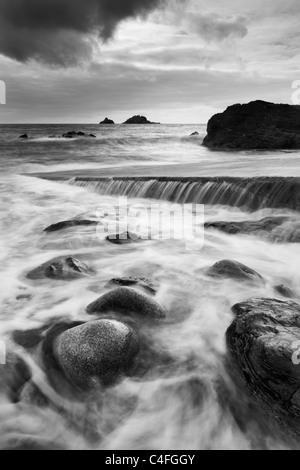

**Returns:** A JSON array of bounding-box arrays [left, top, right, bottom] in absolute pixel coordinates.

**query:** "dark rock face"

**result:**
[[203, 100, 300, 150], [54, 320, 140, 390], [123, 115, 159, 125], [100, 118, 115, 125], [87, 287, 166, 320], [274, 284, 295, 299], [207, 259, 264, 284], [226, 298, 300, 439], [105, 277, 158, 296], [27, 256, 92, 281], [106, 231, 141, 245], [19, 134, 28, 139], [44, 219, 98, 233]]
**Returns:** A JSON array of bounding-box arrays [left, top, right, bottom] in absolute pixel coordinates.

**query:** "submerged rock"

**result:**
[[54, 320, 140, 390], [105, 277, 158, 296], [106, 231, 141, 245], [0, 352, 31, 402], [89, 133, 96, 138], [203, 100, 300, 150], [19, 134, 28, 139], [226, 298, 300, 439], [207, 259, 264, 284], [123, 115, 159, 125], [274, 284, 295, 299], [76, 131, 86, 136], [87, 287, 166, 320], [27, 256, 92, 281], [190, 131, 199, 136], [100, 118, 115, 125], [62, 131, 77, 138], [44, 219, 98, 233]]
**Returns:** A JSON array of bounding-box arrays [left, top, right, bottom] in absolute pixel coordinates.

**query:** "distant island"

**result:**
[[99, 118, 115, 125], [123, 115, 160, 125], [203, 100, 300, 150]]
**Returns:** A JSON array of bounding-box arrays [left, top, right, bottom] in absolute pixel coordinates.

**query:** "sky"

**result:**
[[0, 0, 299, 124]]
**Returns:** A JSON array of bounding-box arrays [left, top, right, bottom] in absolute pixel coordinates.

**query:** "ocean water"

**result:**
[[0, 124, 300, 450]]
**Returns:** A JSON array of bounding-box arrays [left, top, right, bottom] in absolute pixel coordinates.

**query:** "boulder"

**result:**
[[274, 284, 295, 299], [105, 277, 158, 296], [190, 132, 199, 136], [54, 320, 140, 390], [89, 134, 96, 138], [27, 256, 93, 281], [123, 115, 159, 125], [203, 100, 300, 150], [86, 287, 166, 320], [226, 298, 300, 439], [100, 118, 115, 125], [19, 134, 28, 139], [44, 219, 98, 233], [62, 131, 77, 138], [207, 259, 264, 284], [106, 231, 141, 245], [76, 131, 86, 136]]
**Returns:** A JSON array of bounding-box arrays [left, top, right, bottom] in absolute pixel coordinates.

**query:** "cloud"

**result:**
[[0, 0, 167, 66], [185, 13, 248, 41]]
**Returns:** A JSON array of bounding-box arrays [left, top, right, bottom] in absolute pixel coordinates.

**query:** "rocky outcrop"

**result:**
[[106, 231, 141, 245], [105, 277, 158, 296], [205, 216, 300, 243], [226, 298, 300, 439], [123, 115, 159, 125], [44, 219, 98, 233], [100, 118, 115, 125], [54, 320, 139, 390], [207, 259, 264, 284], [27, 256, 93, 281], [86, 287, 166, 320], [203, 100, 300, 150]]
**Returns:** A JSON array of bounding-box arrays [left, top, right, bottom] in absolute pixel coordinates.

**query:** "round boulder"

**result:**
[[105, 277, 158, 296], [27, 256, 93, 281], [207, 259, 264, 284], [54, 320, 140, 390], [86, 287, 166, 320]]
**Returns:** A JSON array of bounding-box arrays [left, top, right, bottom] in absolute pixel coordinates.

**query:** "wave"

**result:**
[[69, 176, 300, 211]]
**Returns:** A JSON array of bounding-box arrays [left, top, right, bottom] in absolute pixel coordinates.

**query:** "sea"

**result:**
[[0, 123, 299, 450]]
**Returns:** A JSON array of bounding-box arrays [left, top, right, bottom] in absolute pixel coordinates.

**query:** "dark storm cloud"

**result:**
[[0, 0, 166, 66]]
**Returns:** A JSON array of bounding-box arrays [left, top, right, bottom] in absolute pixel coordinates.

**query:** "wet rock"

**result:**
[[0, 352, 31, 402], [54, 320, 140, 390], [106, 231, 141, 245], [44, 219, 98, 233], [89, 133, 96, 138], [86, 287, 166, 320], [19, 134, 28, 139], [62, 131, 77, 138], [203, 100, 300, 150], [76, 131, 86, 136], [123, 115, 159, 125], [207, 259, 264, 284], [190, 132, 199, 136], [100, 118, 115, 125], [105, 277, 158, 296], [226, 297, 300, 439], [27, 256, 93, 281], [205, 216, 300, 243], [12, 326, 48, 349], [274, 284, 295, 299]]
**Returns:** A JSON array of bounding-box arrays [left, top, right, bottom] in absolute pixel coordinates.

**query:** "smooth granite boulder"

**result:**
[[54, 320, 140, 390], [87, 287, 166, 320], [226, 298, 300, 439], [203, 100, 300, 150], [27, 256, 93, 281], [207, 259, 264, 284]]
